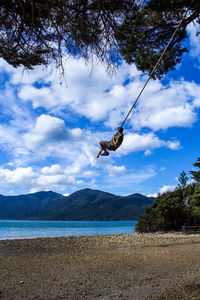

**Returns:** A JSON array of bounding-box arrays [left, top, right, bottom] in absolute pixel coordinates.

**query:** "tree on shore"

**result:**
[[191, 184, 200, 225], [135, 189, 186, 232], [177, 170, 189, 189], [190, 157, 200, 183], [135, 157, 200, 232], [189, 158, 200, 224], [0, 0, 200, 78]]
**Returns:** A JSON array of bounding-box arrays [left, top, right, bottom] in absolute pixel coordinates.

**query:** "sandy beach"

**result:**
[[1, 233, 200, 299]]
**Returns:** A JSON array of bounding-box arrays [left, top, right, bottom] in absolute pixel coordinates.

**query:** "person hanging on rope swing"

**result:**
[[97, 127, 124, 157]]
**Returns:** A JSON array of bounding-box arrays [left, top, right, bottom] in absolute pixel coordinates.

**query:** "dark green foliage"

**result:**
[[136, 183, 200, 232], [190, 157, 200, 183], [135, 188, 187, 232], [190, 184, 200, 224], [0, 0, 135, 73], [33, 189, 154, 220], [136, 157, 200, 232], [0, 188, 154, 221], [117, 0, 200, 78], [0, 0, 200, 78], [0, 191, 63, 219], [177, 170, 189, 188]]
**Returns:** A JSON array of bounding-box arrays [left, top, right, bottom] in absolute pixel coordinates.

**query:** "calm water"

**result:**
[[0, 220, 137, 240]]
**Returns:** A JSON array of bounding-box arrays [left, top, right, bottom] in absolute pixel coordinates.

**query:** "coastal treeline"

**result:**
[[136, 157, 200, 232]]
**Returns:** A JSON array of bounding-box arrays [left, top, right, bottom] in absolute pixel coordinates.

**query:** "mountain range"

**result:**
[[0, 188, 154, 220]]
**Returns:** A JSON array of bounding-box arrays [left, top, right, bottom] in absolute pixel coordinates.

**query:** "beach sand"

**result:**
[[1, 233, 200, 299]]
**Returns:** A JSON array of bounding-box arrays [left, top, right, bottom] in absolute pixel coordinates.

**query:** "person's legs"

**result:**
[[99, 141, 109, 156]]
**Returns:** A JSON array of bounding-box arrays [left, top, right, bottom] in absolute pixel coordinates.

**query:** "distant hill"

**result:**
[[0, 188, 154, 221], [0, 191, 63, 220]]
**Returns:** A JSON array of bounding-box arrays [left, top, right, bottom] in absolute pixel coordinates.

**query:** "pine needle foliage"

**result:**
[[136, 157, 200, 232], [0, 0, 200, 78]]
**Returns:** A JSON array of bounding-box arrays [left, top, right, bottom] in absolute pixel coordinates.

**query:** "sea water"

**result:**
[[0, 220, 137, 240]]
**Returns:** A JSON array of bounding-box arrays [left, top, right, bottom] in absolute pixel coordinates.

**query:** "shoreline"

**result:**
[[0, 220, 137, 240], [1, 233, 200, 299], [0, 230, 198, 242]]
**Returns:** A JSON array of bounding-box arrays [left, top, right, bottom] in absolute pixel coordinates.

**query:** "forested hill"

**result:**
[[0, 191, 63, 220], [0, 188, 154, 221]]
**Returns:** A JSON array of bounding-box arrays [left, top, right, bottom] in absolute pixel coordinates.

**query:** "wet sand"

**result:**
[[0, 233, 200, 299]]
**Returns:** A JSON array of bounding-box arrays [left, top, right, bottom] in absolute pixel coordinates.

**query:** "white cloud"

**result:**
[[159, 185, 176, 194], [147, 193, 158, 198], [129, 80, 199, 131], [106, 165, 126, 176], [38, 173, 76, 186], [0, 164, 84, 194], [15, 58, 136, 121], [21, 114, 98, 165], [23, 114, 69, 150], [0, 167, 37, 189], [0, 158, 158, 195], [2, 55, 200, 134], [1, 45, 200, 196], [140, 105, 195, 131], [119, 132, 180, 155], [187, 22, 200, 59], [18, 86, 55, 110], [82, 170, 98, 177], [147, 184, 177, 198], [166, 140, 181, 150], [0, 109, 101, 189], [41, 164, 63, 175], [63, 192, 70, 196]]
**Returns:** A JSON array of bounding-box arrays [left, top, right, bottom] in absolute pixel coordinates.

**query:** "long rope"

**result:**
[[121, 0, 194, 128]]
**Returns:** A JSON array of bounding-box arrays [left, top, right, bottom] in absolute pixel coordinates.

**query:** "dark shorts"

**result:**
[[103, 141, 111, 150]]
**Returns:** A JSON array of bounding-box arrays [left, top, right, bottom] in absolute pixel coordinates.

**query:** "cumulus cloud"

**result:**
[[2, 55, 200, 133], [23, 114, 69, 149], [0, 165, 83, 194], [15, 58, 139, 122], [129, 80, 199, 131], [159, 185, 176, 194], [20, 114, 99, 166], [106, 165, 126, 177], [0, 158, 157, 195], [63, 192, 70, 196], [140, 105, 195, 130], [4, 57, 143, 130], [147, 193, 158, 198], [0, 167, 37, 189], [18, 86, 55, 110], [119, 132, 180, 155], [41, 164, 63, 175], [147, 184, 177, 197], [0, 108, 99, 172], [1, 46, 200, 195]]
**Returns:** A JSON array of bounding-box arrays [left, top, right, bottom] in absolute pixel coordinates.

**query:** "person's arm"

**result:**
[[112, 133, 122, 147], [112, 133, 118, 146]]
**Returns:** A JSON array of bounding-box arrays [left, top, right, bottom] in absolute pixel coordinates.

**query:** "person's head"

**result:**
[[118, 126, 123, 134]]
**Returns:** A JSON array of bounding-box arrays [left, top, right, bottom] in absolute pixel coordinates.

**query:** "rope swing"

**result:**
[[97, 0, 194, 159], [120, 0, 194, 128]]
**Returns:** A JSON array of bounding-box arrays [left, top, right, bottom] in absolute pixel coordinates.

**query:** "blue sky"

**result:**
[[0, 23, 200, 197]]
